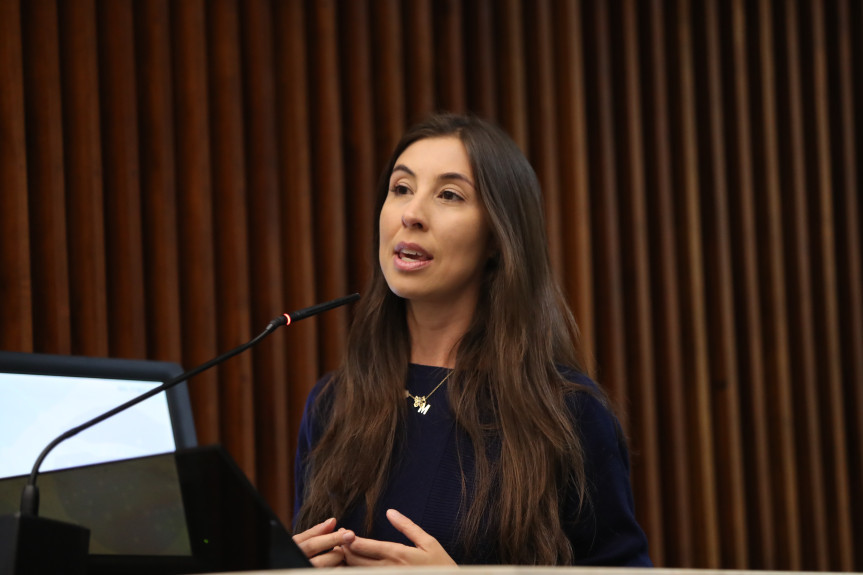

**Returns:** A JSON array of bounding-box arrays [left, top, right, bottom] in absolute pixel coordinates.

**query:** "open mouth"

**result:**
[[394, 243, 433, 268], [398, 248, 431, 261]]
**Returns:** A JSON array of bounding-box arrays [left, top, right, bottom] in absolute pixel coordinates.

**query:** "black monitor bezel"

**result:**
[[0, 350, 198, 459]]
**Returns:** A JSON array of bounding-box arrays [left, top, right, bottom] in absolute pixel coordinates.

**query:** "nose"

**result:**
[[401, 195, 427, 230]]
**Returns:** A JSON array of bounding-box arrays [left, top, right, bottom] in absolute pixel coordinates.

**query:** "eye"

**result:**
[[439, 189, 463, 201], [390, 184, 411, 196]]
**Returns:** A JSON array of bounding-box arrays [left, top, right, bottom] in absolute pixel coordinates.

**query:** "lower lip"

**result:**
[[393, 253, 432, 271]]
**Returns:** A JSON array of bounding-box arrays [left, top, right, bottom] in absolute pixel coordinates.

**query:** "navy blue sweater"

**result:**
[[294, 364, 652, 566]]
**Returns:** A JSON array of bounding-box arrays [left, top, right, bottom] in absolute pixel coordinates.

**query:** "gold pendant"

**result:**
[[413, 396, 426, 409]]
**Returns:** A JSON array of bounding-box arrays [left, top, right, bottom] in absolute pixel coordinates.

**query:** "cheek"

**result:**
[[378, 209, 395, 261]]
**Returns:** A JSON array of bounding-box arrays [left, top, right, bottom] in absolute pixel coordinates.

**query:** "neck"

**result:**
[[406, 297, 477, 368]]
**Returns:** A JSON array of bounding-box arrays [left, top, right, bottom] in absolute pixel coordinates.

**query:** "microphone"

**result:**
[[2, 293, 359, 574]]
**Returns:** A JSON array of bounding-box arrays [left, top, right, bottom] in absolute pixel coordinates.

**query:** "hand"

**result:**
[[342, 509, 457, 567], [292, 517, 352, 567]]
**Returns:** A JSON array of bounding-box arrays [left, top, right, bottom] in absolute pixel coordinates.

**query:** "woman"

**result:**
[[292, 114, 651, 566]]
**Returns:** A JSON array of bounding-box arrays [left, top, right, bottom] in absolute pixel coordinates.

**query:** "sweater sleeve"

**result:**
[[564, 385, 652, 566]]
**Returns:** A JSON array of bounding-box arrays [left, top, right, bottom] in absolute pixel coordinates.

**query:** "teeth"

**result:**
[[402, 250, 422, 258]]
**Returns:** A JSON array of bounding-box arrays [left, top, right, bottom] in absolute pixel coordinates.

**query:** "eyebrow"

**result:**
[[391, 164, 476, 189]]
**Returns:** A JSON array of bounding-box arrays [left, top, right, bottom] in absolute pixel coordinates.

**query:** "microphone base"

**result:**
[[0, 513, 90, 575]]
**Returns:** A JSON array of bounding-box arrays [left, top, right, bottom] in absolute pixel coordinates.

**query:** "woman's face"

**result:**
[[379, 136, 493, 308]]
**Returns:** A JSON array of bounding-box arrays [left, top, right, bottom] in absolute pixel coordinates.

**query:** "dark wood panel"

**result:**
[[272, 0, 320, 520], [617, 0, 664, 563], [585, 0, 628, 423], [371, 0, 406, 163], [751, 1, 801, 567], [726, 0, 775, 567], [135, 0, 183, 363], [340, 0, 377, 292], [435, 0, 466, 112], [403, 0, 434, 123], [309, 0, 350, 373], [240, 0, 291, 524], [0, 0, 33, 352], [805, 1, 854, 569], [496, 0, 527, 150], [465, 0, 496, 119], [207, 0, 256, 479], [524, 0, 562, 278], [698, 0, 748, 566], [832, 0, 863, 566], [778, 0, 829, 568], [97, 0, 147, 360], [171, 0, 220, 446], [58, 0, 110, 357], [552, 0, 595, 374], [668, 0, 720, 564], [643, 0, 694, 565], [21, 0, 71, 355]]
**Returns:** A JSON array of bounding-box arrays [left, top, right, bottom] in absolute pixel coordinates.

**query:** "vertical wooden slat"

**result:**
[[21, 0, 71, 355], [805, 2, 854, 570], [671, 0, 720, 565], [207, 0, 255, 479], [496, 0, 527, 150], [643, 0, 693, 565], [779, 1, 829, 568], [524, 0, 562, 278], [371, 0, 405, 162], [309, 0, 349, 373], [0, 0, 33, 352], [752, 0, 801, 567], [832, 0, 863, 565], [272, 0, 319, 519], [617, 0, 664, 563], [552, 0, 595, 375], [727, 0, 775, 567], [435, 0, 466, 112], [465, 0, 496, 119], [699, 0, 748, 567], [403, 0, 434, 123], [240, 0, 290, 523], [172, 0, 219, 446], [135, 0, 183, 364], [586, 1, 628, 425], [97, 0, 147, 360], [58, 0, 109, 357], [341, 0, 377, 290]]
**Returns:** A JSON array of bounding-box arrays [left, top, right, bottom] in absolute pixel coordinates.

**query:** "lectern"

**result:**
[[0, 445, 311, 574]]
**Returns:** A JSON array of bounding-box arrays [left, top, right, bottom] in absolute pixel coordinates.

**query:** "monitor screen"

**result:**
[[0, 351, 197, 480]]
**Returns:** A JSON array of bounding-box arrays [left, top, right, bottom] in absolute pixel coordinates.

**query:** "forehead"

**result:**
[[392, 136, 472, 179]]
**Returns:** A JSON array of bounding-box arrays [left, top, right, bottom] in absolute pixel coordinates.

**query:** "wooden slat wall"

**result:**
[[1, 0, 861, 569]]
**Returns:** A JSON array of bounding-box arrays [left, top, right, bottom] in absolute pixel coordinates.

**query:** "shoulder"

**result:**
[[559, 368, 623, 454], [298, 373, 338, 445]]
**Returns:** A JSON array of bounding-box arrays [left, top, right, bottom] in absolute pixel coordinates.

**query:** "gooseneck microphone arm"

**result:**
[[19, 293, 360, 517]]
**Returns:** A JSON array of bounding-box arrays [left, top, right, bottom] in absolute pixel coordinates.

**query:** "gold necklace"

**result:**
[[404, 370, 452, 415]]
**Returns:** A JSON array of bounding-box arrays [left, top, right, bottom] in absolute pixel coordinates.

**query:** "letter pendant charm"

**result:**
[[417, 401, 430, 415]]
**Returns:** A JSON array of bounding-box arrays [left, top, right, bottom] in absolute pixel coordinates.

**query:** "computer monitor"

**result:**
[[0, 350, 197, 480]]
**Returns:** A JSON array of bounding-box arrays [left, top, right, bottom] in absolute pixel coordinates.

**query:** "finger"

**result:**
[[310, 547, 346, 568], [295, 529, 348, 558], [342, 534, 405, 561], [342, 539, 406, 567], [386, 509, 436, 549], [343, 545, 387, 567], [292, 517, 336, 544]]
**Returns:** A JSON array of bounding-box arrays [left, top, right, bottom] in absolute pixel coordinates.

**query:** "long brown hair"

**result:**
[[295, 113, 600, 564]]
